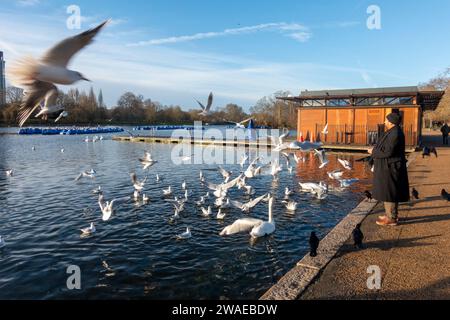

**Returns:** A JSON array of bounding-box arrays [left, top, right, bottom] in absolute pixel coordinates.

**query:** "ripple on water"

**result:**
[[0, 128, 372, 299]]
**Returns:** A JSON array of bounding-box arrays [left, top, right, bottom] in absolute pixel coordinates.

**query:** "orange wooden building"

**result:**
[[279, 86, 444, 147]]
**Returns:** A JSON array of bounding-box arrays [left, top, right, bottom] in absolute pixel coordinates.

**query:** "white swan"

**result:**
[[182, 180, 187, 190], [80, 222, 96, 235], [219, 217, 264, 236], [143, 194, 149, 202], [250, 196, 275, 238]]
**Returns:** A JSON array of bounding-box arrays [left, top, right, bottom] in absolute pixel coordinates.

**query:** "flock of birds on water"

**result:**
[[1, 130, 374, 256], [2, 20, 449, 257]]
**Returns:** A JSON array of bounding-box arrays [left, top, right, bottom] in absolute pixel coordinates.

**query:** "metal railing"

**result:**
[[308, 124, 417, 146]]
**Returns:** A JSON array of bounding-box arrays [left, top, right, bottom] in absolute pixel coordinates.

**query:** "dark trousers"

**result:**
[[443, 135, 449, 145]]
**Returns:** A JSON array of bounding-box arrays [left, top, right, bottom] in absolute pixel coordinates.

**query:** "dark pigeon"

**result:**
[[309, 232, 320, 257], [364, 190, 372, 201], [422, 146, 438, 158], [441, 189, 450, 201], [412, 188, 419, 200], [352, 223, 364, 249]]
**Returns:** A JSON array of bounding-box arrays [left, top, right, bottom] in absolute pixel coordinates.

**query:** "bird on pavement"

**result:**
[[364, 190, 372, 201], [441, 189, 450, 201], [352, 224, 364, 249], [309, 232, 320, 257]]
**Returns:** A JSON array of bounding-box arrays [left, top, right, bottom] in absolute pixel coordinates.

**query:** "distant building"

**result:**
[[0, 51, 5, 106], [278, 86, 444, 147]]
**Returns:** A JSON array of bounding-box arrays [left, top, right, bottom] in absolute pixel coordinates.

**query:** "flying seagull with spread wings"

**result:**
[[9, 20, 109, 127], [196, 92, 213, 116]]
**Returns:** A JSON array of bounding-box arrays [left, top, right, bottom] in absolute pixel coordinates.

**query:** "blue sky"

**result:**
[[1, 0, 449, 110]]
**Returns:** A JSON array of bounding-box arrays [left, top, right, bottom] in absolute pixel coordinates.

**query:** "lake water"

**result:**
[[0, 127, 372, 299]]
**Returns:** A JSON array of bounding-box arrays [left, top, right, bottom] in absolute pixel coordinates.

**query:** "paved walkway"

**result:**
[[300, 133, 450, 300]]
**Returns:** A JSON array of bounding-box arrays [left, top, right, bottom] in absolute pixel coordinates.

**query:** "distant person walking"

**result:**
[[441, 123, 449, 145], [368, 113, 409, 226]]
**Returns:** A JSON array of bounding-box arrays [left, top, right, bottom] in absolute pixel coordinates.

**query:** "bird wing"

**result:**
[[196, 99, 206, 111], [221, 174, 242, 190], [238, 117, 253, 125], [130, 173, 137, 184], [246, 193, 267, 208], [218, 166, 230, 178], [229, 199, 244, 210], [278, 129, 290, 144], [110, 196, 131, 207], [40, 20, 109, 67], [205, 181, 219, 191], [205, 92, 213, 111], [17, 81, 57, 127]]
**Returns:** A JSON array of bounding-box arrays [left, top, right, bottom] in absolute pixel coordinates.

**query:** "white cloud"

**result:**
[[287, 32, 312, 43], [129, 22, 311, 46], [16, 0, 40, 6]]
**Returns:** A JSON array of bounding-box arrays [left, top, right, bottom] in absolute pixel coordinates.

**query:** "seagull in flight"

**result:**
[[338, 159, 352, 170], [9, 20, 109, 127], [130, 173, 147, 191], [196, 92, 213, 116], [33, 92, 64, 121], [75, 169, 96, 181], [98, 194, 130, 221], [139, 151, 157, 170], [314, 149, 329, 169], [55, 110, 69, 123], [225, 117, 253, 129]]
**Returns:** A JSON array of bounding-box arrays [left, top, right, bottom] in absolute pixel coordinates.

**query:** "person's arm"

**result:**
[[372, 131, 399, 159]]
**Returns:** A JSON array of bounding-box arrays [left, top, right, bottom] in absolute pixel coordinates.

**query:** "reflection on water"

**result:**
[[0, 128, 372, 299]]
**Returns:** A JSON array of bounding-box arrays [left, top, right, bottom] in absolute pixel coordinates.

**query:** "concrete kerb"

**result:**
[[260, 151, 418, 300]]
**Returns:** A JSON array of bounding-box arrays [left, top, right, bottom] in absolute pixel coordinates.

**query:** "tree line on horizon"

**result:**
[[0, 86, 296, 129], [1, 68, 447, 128]]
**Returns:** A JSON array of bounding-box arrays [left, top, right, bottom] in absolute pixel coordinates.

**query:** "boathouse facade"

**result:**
[[279, 86, 444, 147]]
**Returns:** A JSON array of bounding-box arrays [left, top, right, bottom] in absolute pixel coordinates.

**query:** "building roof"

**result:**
[[277, 86, 444, 110], [300, 86, 419, 97]]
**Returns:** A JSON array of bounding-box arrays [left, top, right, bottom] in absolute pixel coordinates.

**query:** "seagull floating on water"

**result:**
[[177, 227, 192, 240], [5, 169, 13, 177], [9, 20, 109, 127], [163, 186, 173, 196], [80, 222, 96, 235]]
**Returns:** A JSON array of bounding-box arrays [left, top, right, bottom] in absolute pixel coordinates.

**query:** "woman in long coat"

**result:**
[[369, 113, 409, 226]]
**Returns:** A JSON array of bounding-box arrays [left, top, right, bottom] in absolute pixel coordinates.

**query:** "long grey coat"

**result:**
[[372, 126, 410, 203]]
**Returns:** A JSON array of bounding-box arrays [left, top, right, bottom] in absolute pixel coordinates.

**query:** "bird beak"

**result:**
[[81, 76, 91, 82]]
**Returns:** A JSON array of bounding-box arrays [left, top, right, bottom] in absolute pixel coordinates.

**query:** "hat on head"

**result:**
[[387, 112, 401, 126]]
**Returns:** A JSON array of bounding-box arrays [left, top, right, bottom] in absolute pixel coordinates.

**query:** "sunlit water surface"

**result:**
[[0, 128, 372, 299]]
